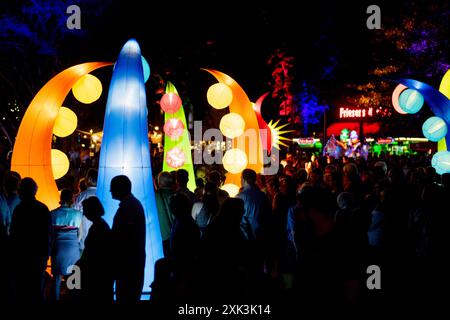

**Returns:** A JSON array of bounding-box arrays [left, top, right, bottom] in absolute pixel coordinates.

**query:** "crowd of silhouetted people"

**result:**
[[0, 151, 449, 307]]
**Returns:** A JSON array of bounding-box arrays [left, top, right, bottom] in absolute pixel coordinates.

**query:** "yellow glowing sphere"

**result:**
[[222, 148, 248, 174], [439, 69, 450, 99], [219, 113, 245, 138], [72, 74, 102, 104], [221, 183, 240, 197], [207, 83, 233, 109], [51, 149, 70, 179], [53, 107, 78, 137]]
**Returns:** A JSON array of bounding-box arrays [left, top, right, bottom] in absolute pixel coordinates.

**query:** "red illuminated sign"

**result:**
[[377, 137, 395, 144], [339, 107, 373, 119], [294, 137, 315, 145]]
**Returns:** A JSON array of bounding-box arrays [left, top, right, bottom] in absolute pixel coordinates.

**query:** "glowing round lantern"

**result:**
[[391, 84, 408, 114], [51, 149, 70, 179], [207, 83, 233, 109], [398, 89, 424, 114], [166, 147, 185, 169], [142, 56, 150, 83], [160, 93, 182, 114], [222, 148, 248, 174], [221, 183, 240, 197], [164, 118, 185, 139], [431, 151, 450, 175], [422, 116, 448, 142], [72, 74, 102, 104], [219, 113, 245, 138], [53, 107, 78, 138]]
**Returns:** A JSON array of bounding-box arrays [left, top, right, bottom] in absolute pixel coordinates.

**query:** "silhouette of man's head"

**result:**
[[78, 177, 87, 193], [85, 168, 98, 187], [110, 175, 132, 201], [195, 178, 205, 188], [158, 171, 173, 189], [60, 188, 74, 206], [169, 192, 192, 219], [207, 170, 222, 187], [242, 169, 257, 187], [176, 169, 189, 188], [3, 171, 21, 195], [82, 196, 105, 222], [18, 177, 38, 200]]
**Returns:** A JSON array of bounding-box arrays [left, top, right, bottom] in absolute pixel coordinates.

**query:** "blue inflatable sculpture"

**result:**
[[392, 70, 450, 174], [96, 39, 163, 293]]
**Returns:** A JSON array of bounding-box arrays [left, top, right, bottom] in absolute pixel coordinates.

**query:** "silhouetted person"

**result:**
[[1, 171, 21, 235], [194, 178, 205, 202], [203, 197, 249, 301], [73, 168, 98, 251], [155, 172, 175, 257], [237, 169, 271, 272], [191, 182, 220, 236], [294, 187, 363, 305], [10, 178, 51, 303], [110, 175, 146, 303], [50, 189, 82, 301], [176, 169, 195, 204], [238, 169, 271, 241], [207, 170, 229, 205], [169, 192, 200, 301], [0, 215, 13, 302], [170, 192, 199, 265], [76, 196, 113, 303]]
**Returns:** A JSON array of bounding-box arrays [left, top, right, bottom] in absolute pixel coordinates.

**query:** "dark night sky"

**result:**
[[1, 0, 439, 134], [60, 0, 383, 128]]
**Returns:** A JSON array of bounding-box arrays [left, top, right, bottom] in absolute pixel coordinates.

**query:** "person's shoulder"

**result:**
[[218, 188, 229, 197], [98, 219, 112, 232], [130, 195, 144, 207], [35, 199, 50, 212], [50, 207, 61, 215]]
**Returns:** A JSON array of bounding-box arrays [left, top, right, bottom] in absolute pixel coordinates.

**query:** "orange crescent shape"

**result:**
[[204, 69, 264, 187], [11, 62, 112, 210], [392, 84, 408, 114]]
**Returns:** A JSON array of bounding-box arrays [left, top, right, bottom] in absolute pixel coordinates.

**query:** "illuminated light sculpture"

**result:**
[[267, 119, 292, 150], [53, 107, 78, 137], [207, 82, 233, 109], [163, 118, 185, 139], [96, 39, 163, 289], [432, 151, 450, 175], [222, 148, 248, 174], [162, 82, 196, 190], [391, 70, 450, 173], [253, 94, 272, 151], [391, 84, 408, 115], [205, 69, 265, 188], [438, 69, 450, 151], [11, 62, 111, 210], [422, 117, 448, 142], [219, 113, 245, 138], [72, 74, 103, 104], [398, 89, 424, 114], [51, 149, 70, 179], [142, 56, 150, 83], [253, 93, 293, 153], [205, 69, 290, 190], [160, 92, 182, 114], [221, 184, 240, 198], [166, 147, 186, 169]]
